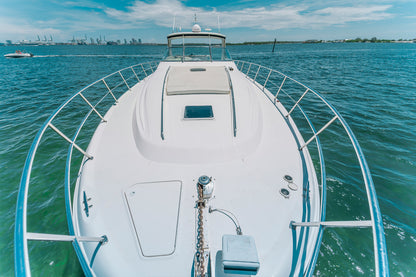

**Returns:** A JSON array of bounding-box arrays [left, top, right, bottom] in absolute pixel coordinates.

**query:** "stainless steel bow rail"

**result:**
[[234, 60, 389, 276], [14, 61, 158, 277], [15, 59, 389, 276]]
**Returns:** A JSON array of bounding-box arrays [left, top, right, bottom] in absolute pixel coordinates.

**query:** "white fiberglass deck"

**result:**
[[73, 61, 320, 276]]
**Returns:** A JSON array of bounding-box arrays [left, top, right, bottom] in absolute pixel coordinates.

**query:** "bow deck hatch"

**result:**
[[124, 181, 182, 257]]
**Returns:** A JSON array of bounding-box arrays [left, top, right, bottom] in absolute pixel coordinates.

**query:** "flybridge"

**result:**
[[165, 24, 231, 62]]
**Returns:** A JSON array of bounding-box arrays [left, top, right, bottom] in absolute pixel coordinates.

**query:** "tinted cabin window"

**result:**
[[184, 106, 213, 119]]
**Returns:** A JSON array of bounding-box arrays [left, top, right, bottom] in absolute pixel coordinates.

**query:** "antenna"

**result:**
[[194, 13, 197, 24], [172, 15, 176, 32], [217, 15, 221, 32]]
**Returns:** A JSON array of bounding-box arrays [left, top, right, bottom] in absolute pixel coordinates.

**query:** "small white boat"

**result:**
[[4, 50, 33, 58], [15, 25, 389, 276]]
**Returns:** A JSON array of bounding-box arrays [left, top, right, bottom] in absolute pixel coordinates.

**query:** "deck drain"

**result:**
[[280, 188, 290, 198], [283, 175, 293, 183]]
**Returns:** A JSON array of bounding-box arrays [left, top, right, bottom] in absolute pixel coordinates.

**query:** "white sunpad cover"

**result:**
[[166, 66, 230, 95]]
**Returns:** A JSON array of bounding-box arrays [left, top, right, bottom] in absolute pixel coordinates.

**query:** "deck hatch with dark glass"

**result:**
[[184, 105, 214, 119]]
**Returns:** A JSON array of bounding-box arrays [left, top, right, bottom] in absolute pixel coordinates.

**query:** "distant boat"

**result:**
[[4, 50, 33, 58]]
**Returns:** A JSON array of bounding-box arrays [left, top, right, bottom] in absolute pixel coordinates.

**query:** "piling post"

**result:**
[[272, 38, 277, 52]]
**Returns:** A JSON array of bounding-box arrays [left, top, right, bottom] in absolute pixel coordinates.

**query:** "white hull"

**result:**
[[73, 61, 320, 276], [4, 53, 33, 58], [14, 26, 389, 277]]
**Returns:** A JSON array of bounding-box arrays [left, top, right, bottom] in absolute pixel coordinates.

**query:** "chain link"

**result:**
[[196, 184, 205, 277]]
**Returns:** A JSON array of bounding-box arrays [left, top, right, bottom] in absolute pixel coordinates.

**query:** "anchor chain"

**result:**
[[196, 183, 205, 277]]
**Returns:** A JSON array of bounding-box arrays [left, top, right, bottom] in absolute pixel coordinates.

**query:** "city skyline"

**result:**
[[1, 0, 415, 43]]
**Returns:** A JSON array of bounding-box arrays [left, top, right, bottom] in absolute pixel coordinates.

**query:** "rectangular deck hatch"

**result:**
[[184, 105, 213, 119], [124, 181, 182, 257]]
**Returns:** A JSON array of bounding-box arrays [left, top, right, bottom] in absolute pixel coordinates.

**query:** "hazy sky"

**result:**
[[1, 0, 415, 43]]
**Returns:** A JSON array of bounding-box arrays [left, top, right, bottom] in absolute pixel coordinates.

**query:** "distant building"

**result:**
[[129, 38, 142, 45]]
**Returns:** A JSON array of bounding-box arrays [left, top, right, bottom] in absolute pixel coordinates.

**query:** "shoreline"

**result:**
[[2, 38, 415, 47]]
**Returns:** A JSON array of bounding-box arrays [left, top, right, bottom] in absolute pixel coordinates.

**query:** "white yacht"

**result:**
[[15, 25, 389, 276]]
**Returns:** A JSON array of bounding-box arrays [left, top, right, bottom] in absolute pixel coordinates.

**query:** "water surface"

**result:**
[[1, 43, 415, 276]]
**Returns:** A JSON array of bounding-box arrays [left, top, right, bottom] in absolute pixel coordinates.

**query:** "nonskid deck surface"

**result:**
[[74, 61, 320, 276]]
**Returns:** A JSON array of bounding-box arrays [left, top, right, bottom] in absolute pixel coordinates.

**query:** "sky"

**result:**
[[0, 0, 415, 43]]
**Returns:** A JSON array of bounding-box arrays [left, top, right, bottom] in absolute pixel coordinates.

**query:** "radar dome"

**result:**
[[192, 24, 201, 32]]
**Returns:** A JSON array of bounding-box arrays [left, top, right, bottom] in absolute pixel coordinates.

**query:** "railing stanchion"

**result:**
[[290, 220, 373, 228], [141, 64, 148, 76], [27, 232, 106, 242], [262, 69, 272, 91], [119, 71, 131, 91], [102, 79, 118, 103], [274, 76, 287, 102], [239, 61, 245, 71], [131, 67, 140, 82], [287, 88, 309, 117], [48, 123, 93, 159], [79, 93, 107, 122], [89, 235, 108, 267], [246, 63, 252, 76], [253, 66, 261, 82], [300, 115, 338, 150]]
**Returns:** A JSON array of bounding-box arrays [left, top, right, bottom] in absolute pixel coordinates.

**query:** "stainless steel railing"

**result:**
[[234, 60, 389, 277], [15, 61, 159, 277], [15, 58, 389, 276]]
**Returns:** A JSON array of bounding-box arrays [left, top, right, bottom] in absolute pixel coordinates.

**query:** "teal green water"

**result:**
[[1, 43, 415, 276]]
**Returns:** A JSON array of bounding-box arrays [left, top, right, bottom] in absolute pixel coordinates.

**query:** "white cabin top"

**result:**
[[132, 29, 258, 163], [165, 29, 230, 62], [133, 62, 262, 163]]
